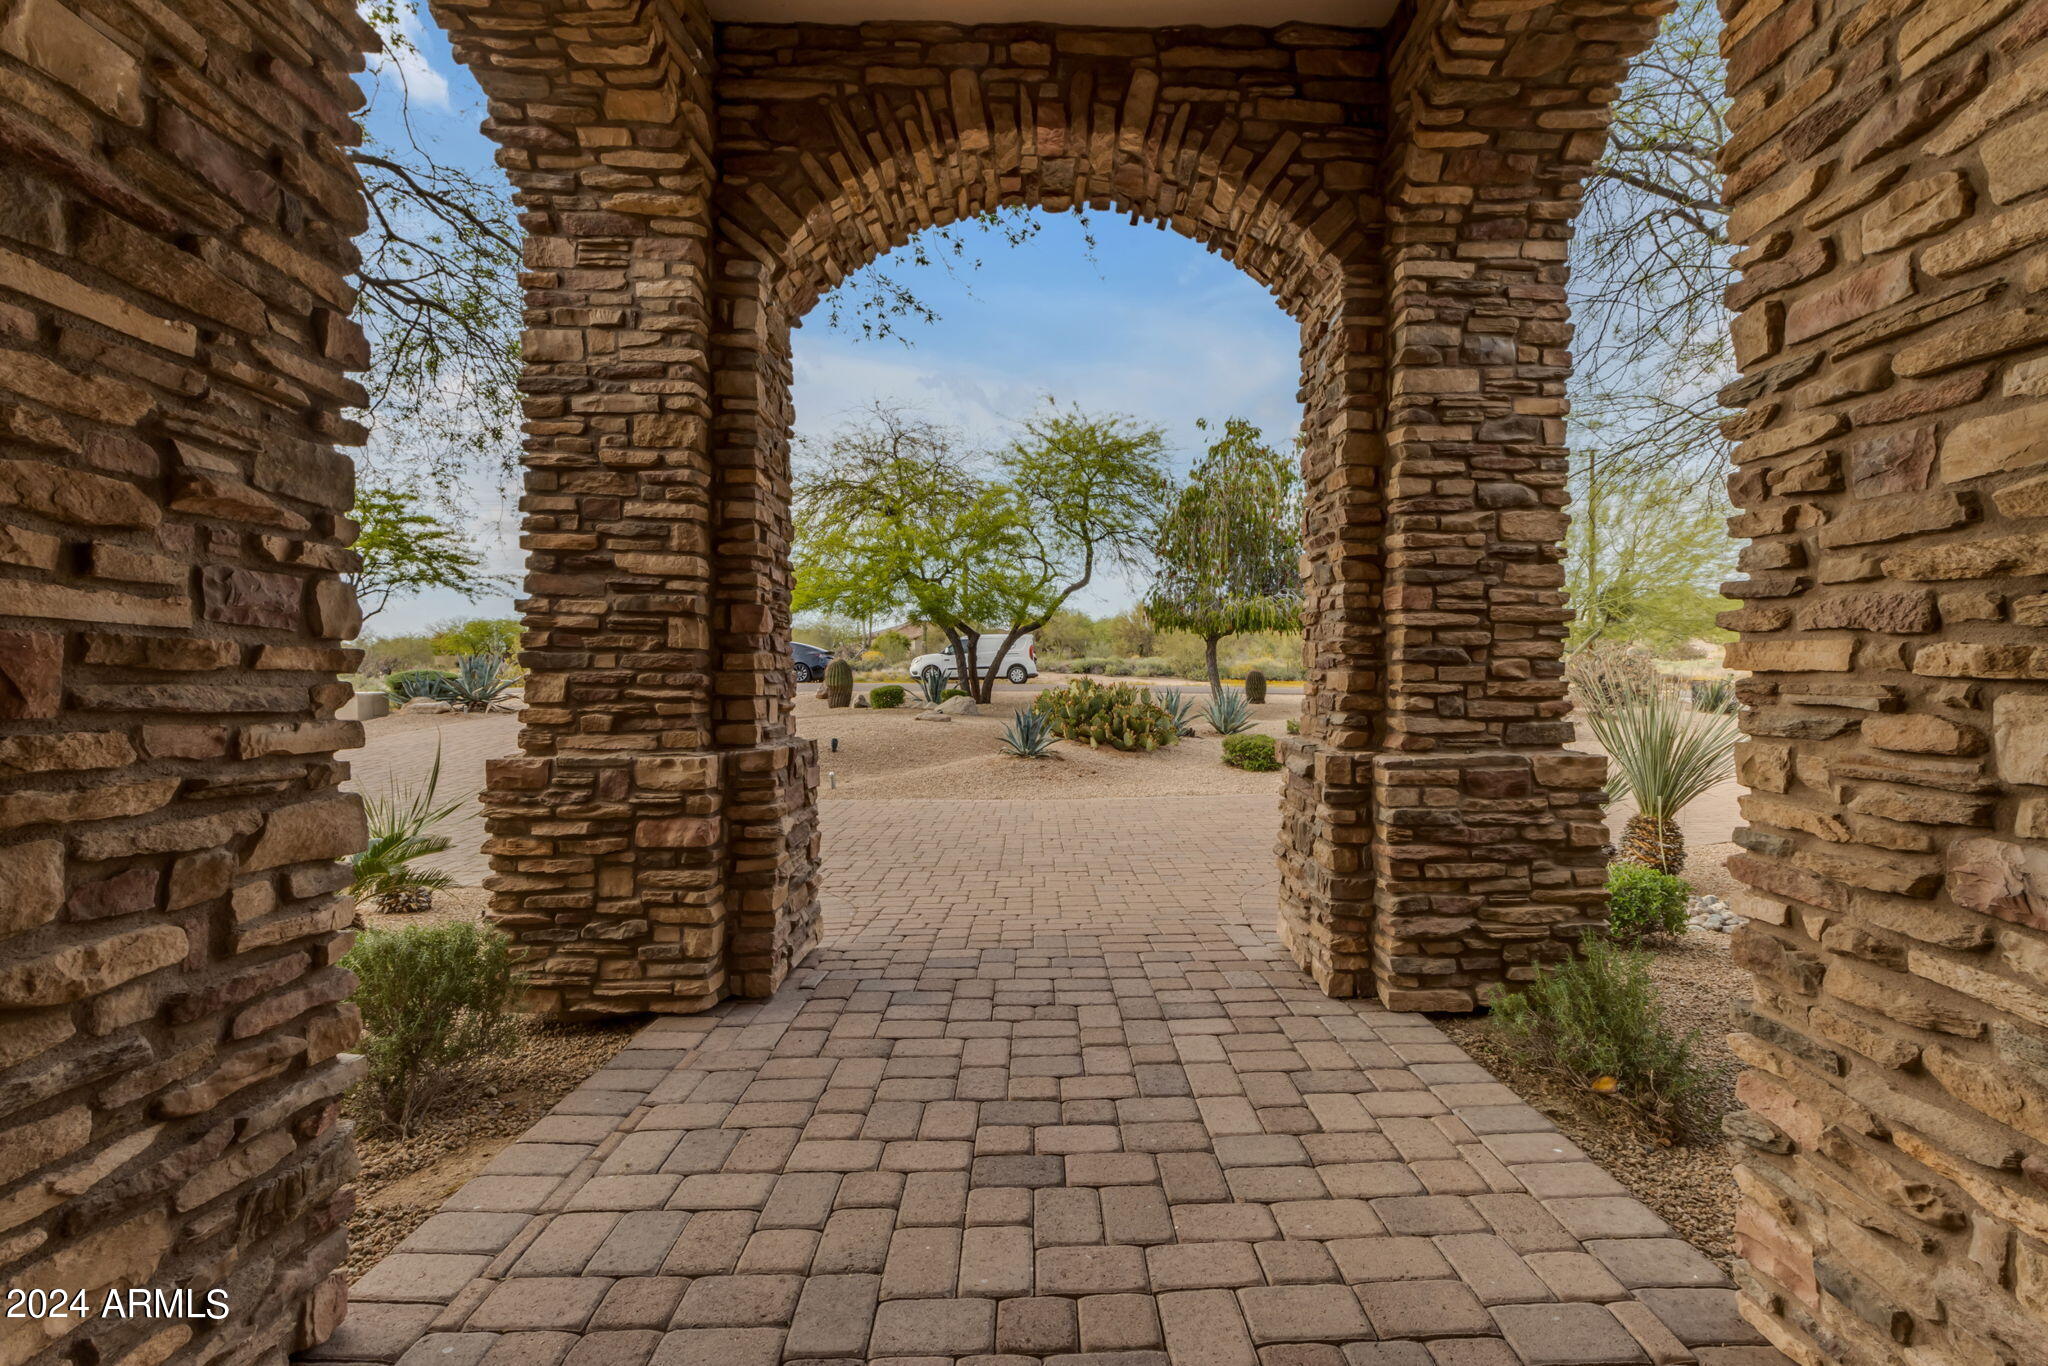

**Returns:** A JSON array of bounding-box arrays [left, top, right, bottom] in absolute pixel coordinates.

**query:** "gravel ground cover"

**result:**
[[803, 689, 1295, 799], [1441, 927, 1746, 1267]]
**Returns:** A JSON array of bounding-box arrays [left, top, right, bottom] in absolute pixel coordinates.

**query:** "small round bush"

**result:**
[[384, 668, 456, 702], [344, 922, 520, 1134], [942, 687, 969, 701], [1285, 717, 1300, 735], [1605, 863, 1691, 945], [1222, 733, 1280, 771], [869, 684, 906, 709]]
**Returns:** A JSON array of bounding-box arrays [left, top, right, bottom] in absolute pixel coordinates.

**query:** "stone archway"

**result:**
[[432, 0, 1652, 1019]]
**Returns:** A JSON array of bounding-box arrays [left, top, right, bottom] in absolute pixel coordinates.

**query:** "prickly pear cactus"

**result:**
[[1030, 678, 1179, 751], [825, 658, 853, 708], [1243, 669, 1267, 704]]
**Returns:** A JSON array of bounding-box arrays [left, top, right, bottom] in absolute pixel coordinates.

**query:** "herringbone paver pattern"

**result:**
[[323, 798, 1778, 1366]]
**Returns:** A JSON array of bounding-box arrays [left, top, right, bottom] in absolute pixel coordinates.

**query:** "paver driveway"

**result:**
[[320, 798, 1777, 1366]]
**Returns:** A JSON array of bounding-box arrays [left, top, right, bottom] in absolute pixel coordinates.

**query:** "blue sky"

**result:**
[[357, 7, 1303, 635]]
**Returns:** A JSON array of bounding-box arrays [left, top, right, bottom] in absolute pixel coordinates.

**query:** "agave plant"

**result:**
[[446, 652, 515, 712], [1151, 687, 1199, 737], [1691, 677, 1738, 714], [1204, 687, 1254, 736], [916, 669, 950, 707], [350, 745, 463, 915], [997, 709, 1060, 759], [1588, 688, 1738, 876]]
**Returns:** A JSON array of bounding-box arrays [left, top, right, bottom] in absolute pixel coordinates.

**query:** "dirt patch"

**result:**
[[344, 1014, 637, 1279], [1440, 928, 1747, 1267], [797, 690, 1296, 800]]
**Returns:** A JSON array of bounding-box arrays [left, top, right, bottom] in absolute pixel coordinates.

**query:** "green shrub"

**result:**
[[1285, 717, 1300, 735], [1222, 733, 1279, 771], [1606, 864, 1691, 944], [344, 923, 520, 1133], [1242, 669, 1267, 703], [942, 687, 969, 701], [825, 658, 853, 708], [1491, 935, 1708, 1140], [1033, 678, 1178, 751], [385, 668, 456, 703], [869, 684, 906, 709]]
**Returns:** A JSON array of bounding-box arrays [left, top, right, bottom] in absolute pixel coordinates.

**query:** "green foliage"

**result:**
[[1588, 687, 1738, 829], [825, 658, 854, 708], [1285, 717, 1300, 735], [1152, 687, 1198, 736], [344, 922, 520, 1134], [432, 617, 522, 658], [348, 487, 503, 627], [1243, 669, 1267, 704], [873, 631, 910, 663], [1032, 679, 1179, 752], [358, 634, 437, 676], [998, 709, 1060, 759], [1567, 466, 1735, 652], [869, 684, 906, 709], [1222, 733, 1279, 771], [447, 653, 514, 711], [942, 687, 969, 701], [1606, 864, 1692, 945], [916, 670, 950, 707], [350, 745, 462, 911], [1691, 677, 1737, 713], [794, 403, 1168, 702], [1146, 420, 1302, 678], [1204, 688, 1254, 736], [1491, 936, 1709, 1140], [384, 668, 456, 703]]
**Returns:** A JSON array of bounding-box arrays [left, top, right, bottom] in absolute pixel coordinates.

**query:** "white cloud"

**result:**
[[363, 3, 451, 109]]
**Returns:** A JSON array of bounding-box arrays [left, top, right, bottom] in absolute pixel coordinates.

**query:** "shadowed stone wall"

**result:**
[[0, 0, 373, 1361], [442, 0, 1641, 1018], [1719, 0, 2048, 1360]]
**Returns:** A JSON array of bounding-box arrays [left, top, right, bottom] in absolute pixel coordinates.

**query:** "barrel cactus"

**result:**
[[1031, 678, 1178, 752], [1243, 669, 1267, 704], [824, 658, 853, 708]]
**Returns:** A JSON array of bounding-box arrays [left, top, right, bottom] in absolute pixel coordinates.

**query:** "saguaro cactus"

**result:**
[[1243, 669, 1267, 704], [825, 658, 853, 708]]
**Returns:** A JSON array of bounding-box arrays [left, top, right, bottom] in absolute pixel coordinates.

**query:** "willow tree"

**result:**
[[1146, 419, 1303, 697]]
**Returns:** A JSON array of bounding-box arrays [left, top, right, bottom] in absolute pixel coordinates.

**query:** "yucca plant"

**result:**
[[446, 652, 515, 712], [1151, 687, 1199, 736], [350, 745, 463, 915], [1204, 687, 1254, 735], [998, 709, 1060, 759], [1588, 688, 1738, 875]]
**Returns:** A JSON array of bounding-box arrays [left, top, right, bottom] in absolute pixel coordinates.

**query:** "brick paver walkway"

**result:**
[[322, 797, 1775, 1366]]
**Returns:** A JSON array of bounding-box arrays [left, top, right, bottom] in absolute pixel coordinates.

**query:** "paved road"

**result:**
[[324, 794, 1772, 1366]]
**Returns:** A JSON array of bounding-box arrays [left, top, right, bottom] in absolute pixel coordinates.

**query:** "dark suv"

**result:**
[[791, 642, 833, 683]]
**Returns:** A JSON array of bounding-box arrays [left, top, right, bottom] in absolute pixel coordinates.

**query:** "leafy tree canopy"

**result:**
[[1146, 418, 1302, 694], [348, 486, 503, 627], [431, 618, 524, 658]]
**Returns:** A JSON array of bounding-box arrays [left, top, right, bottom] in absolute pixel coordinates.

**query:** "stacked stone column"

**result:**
[[1289, 0, 1661, 1010], [1718, 0, 2048, 1360], [435, 0, 820, 1016], [0, 0, 374, 1360]]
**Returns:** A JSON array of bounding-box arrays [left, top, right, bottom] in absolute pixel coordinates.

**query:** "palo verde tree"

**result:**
[[1146, 418, 1303, 697], [1567, 467, 1735, 652], [794, 404, 1169, 702], [347, 486, 503, 628]]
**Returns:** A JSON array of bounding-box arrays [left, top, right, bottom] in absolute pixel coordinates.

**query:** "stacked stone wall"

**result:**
[[0, 0, 372, 1361], [1719, 0, 2048, 1360]]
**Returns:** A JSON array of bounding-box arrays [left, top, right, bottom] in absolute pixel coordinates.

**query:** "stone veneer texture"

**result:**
[[0, 0, 373, 1363], [1717, 0, 2048, 1361], [433, 0, 1660, 1018]]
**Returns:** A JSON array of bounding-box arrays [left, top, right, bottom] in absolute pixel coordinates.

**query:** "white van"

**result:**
[[909, 635, 1039, 687]]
